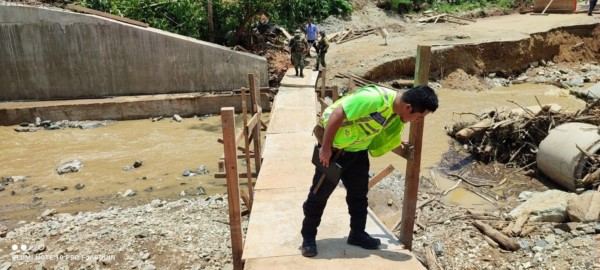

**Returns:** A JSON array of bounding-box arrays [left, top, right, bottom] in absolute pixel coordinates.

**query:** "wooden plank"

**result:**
[[336, 28, 353, 44], [332, 85, 339, 101], [399, 45, 431, 251], [220, 107, 244, 270], [241, 189, 252, 212], [368, 164, 395, 189], [66, 4, 149, 28], [217, 138, 253, 153], [246, 113, 260, 136], [215, 172, 258, 179], [446, 14, 476, 22], [235, 130, 245, 146], [320, 68, 327, 89]]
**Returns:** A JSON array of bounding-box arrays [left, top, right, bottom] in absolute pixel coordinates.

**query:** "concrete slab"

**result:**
[[253, 156, 314, 191], [272, 88, 317, 110], [261, 133, 315, 160], [279, 69, 319, 88], [244, 249, 425, 270], [266, 107, 316, 134], [242, 188, 405, 260]]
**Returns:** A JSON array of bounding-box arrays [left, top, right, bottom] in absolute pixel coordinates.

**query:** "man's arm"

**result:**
[[320, 106, 346, 167]]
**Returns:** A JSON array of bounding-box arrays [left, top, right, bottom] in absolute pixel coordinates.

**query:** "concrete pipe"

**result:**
[[537, 122, 600, 191]]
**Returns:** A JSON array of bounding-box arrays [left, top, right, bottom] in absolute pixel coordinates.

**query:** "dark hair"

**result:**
[[401, 85, 438, 113]]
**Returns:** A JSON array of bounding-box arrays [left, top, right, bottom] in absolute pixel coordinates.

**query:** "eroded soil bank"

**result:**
[[365, 24, 600, 83]]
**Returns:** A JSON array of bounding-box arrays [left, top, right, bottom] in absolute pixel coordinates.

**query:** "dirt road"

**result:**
[[324, 8, 599, 82]]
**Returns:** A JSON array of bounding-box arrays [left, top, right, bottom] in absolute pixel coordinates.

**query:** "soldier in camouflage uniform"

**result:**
[[314, 31, 329, 71], [289, 29, 309, 77]]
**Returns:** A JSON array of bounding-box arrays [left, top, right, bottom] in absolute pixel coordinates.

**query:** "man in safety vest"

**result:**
[[300, 85, 439, 257]]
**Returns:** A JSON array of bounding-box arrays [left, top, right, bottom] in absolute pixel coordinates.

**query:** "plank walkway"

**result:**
[[241, 68, 425, 269]]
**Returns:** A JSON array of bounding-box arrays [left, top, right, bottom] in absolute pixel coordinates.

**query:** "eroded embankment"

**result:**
[[365, 23, 600, 81]]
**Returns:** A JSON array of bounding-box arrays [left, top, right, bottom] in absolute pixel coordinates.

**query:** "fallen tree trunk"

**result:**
[[455, 118, 493, 141], [473, 220, 520, 251]]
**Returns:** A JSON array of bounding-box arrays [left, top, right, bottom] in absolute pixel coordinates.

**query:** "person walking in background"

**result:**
[[314, 31, 329, 71], [589, 0, 597, 16], [300, 85, 439, 257], [289, 29, 308, 77], [304, 19, 319, 57]]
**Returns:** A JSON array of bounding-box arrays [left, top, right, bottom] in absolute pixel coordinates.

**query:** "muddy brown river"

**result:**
[[0, 83, 587, 224]]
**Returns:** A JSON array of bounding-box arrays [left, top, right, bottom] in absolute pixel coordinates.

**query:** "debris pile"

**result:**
[[446, 99, 600, 189], [328, 28, 379, 44], [417, 13, 475, 25]]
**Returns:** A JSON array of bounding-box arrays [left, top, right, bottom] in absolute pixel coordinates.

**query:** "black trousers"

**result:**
[[591, 0, 598, 14], [301, 149, 370, 242]]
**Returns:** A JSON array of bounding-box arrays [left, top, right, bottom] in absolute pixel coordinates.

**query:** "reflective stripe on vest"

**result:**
[[322, 85, 396, 150]]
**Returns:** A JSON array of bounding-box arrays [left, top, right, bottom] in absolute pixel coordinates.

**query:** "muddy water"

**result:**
[[0, 115, 255, 224], [370, 83, 586, 209], [0, 83, 588, 222]]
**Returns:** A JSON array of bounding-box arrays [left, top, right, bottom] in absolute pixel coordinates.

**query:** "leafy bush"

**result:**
[[73, 0, 353, 45]]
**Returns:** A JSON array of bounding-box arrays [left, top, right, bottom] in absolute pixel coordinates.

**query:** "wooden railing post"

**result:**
[[240, 87, 254, 209], [248, 73, 262, 173], [221, 107, 244, 270], [399, 45, 431, 251]]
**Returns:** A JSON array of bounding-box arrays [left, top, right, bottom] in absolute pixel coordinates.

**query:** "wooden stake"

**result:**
[[241, 87, 254, 205], [348, 78, 355, 94], [221, 107, 244, 270], [399, 45, 431, 251], [248, 73, 262, 173], [321, 68, 327, 89], [368, 164, 395, 189]]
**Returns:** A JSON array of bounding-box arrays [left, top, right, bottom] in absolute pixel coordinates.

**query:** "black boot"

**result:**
[[300, 71, 304, 78], [347, 230, 381, 250], [313, 65, 319, 71], [295, 68, 299, 76], [301, 239, 317, 257]]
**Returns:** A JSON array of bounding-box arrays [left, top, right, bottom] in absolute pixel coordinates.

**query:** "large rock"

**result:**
[[509, 190, 576, 222], [567, 192, 600, 222]]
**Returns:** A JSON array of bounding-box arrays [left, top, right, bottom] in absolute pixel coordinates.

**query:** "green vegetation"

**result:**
[[72, 0, 353, 45], [381, 0, 531, 14]]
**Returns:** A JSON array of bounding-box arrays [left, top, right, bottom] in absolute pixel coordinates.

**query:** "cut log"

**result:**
[[473, 220, 520, 251], [510, 212, 530, 236], [424, 244, 440, 270], [455, 118, 493, 140]]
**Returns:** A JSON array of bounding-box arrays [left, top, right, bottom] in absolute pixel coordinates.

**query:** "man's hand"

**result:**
[[319, 146, 332, 167], [393, 142, 414, 159]]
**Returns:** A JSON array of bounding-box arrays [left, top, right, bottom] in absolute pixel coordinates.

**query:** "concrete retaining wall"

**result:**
[[0, 93, 271, 125], [0, 5, 269, 101]]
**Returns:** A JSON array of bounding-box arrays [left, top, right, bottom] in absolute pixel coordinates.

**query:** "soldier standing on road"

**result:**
[[289, 29, 309, 77], [314, 31, 329, 71], [589, 0, 597, 16]]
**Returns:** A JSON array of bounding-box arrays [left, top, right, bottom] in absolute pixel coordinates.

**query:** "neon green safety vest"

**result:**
[[322, 85, 404, 156]]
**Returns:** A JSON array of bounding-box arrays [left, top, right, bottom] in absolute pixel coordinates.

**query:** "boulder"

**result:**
[[509, 190, 576, 223], [566, 192, 600, 222]]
